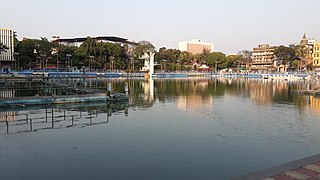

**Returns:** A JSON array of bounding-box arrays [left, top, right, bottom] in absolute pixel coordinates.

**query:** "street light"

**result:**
[[13, 52, 19, 71], [66, 54, 72, 72], [89, 55, 94, 72], [40, 54, 47, 71], [109, 56, 115, 72]]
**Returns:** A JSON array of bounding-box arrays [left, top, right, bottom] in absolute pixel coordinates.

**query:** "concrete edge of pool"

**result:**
[[232, 153, 320, 180]]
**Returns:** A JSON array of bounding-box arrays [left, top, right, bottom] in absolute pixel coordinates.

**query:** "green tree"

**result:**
[[291, 60, 300, 70], [15, 38, 53, 69], [178, 51, 193, 65], [207, 52, 227, 71], [226, 55, 243, 68], [133, 41, 155, 70], [238, 50, 252, 66], [274, 45, 297, 66]]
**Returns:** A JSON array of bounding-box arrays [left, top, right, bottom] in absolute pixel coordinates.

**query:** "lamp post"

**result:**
[[13, 52, 19, 71], [109, 56, 115, 72], [104, 53, 107, 72], [66, 54, 72, 72], [129, 60, 133, 73], [56, 52, 59, 72], [89, 55, 94, 72], [40, 54, 47, 72]]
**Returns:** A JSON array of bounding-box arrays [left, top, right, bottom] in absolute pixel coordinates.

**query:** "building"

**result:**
[[51, 36, 137, 47], [299, 33, 315, 66], [313, 42, 320, 69], [0, 28, 15, 70], [178, 39, 214, 54], [251, 44, 276, 72]]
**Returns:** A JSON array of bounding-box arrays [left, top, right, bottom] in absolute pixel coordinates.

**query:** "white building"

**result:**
[[0, 28, 15, 69], [178, 39, 214, 54]]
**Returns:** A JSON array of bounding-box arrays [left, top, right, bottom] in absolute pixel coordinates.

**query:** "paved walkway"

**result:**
[[264, 161, 320, 180], [233, 154, 320, 180]]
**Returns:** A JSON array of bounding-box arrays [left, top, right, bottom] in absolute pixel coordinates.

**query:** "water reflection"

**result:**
[[1, 78, 320, 133], [0, 101, 128, 134], [1, 78, 320, 180]]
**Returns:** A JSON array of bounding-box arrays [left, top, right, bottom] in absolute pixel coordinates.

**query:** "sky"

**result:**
[[1, 0, 320, 53]]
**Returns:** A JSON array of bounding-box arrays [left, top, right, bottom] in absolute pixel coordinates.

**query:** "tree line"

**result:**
[[12, 37, 311, 71]]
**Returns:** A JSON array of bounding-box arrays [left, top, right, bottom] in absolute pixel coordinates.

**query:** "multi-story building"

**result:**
[[251, 44, 276, 72], [313, 42, 320, 69], [300, 33, 315, 66], [178, 39, 214, 54], [0, 28, 15, 70]]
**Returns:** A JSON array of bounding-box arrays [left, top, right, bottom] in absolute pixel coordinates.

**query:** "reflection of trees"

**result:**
[[100, 78, 315, 111], [10, 78, 312, 112], [156, 79, 226, 100]]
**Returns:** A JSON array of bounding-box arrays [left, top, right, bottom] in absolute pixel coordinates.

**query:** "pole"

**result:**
[[45, 108, 48, 122], [6, 115, 9, 134], [51, 108, 54, 123], [56, 52, 59, 72], [30, 119, 33, 131]]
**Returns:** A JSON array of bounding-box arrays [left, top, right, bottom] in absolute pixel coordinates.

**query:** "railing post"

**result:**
[[45, 109, 48, 122], [30, 119, 33, 131], [6, 115, 9, 134]]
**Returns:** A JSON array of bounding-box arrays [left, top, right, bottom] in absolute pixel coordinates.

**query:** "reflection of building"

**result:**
[[246, 79, 288, 105], [177, 95, 213, 113], [0, 111, 16, 121], [309, 96, 320, 115], [178, 39, 214, 54], [176, 79, 212, 112], [0, 28, 15, 69], [142, 79, 154, 102], [0, 90, 15, 98], [251, 44, 276, 72]]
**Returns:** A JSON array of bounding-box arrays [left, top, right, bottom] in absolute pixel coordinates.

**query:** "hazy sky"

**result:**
[[1, 0, 320, 53]]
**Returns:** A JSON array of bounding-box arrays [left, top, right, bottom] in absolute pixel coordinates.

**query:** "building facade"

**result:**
[[0, 28, 15, 69], [178, 40, 214, 54], [299, 33, 315, 66], [313, 42, 320, 69], [251, 44, 276, 72]]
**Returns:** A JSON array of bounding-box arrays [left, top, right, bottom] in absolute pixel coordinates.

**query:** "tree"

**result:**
[[291, 60, 300, 70], [15, 38, 53, 69], [133, 41, 155, 70], [274, 45, 297, 66], [207, 52, 227, 70], [238, 50, 252, 65], [133, 41, 155, 58], [178, 51, 193, 65], [226, 55, 243, 68]]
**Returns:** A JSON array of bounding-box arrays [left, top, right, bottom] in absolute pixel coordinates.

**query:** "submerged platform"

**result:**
[[0, 93, 128, 107]]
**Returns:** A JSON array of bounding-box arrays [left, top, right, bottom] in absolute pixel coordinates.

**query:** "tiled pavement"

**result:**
[[233, 154, 320, 180], [264, 161, 320, 179]]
